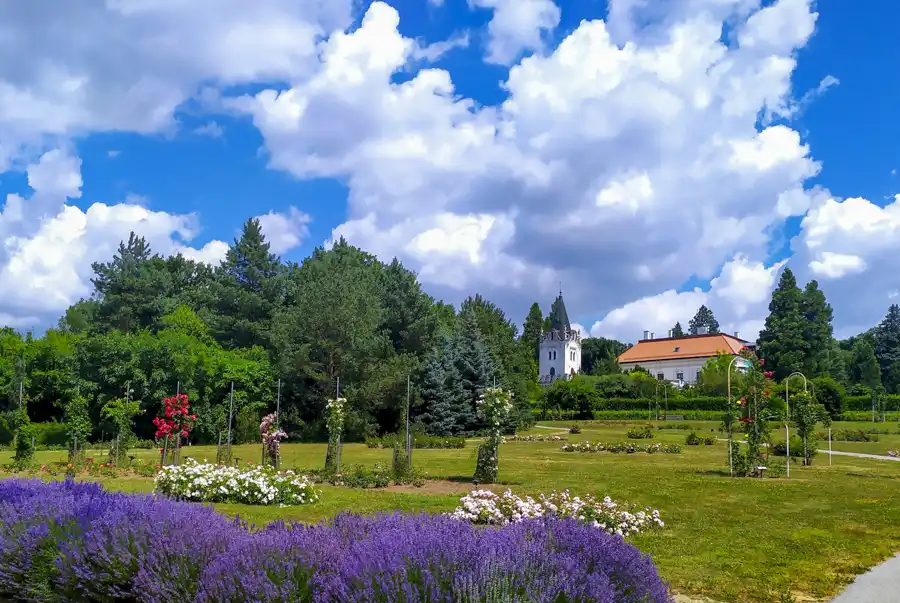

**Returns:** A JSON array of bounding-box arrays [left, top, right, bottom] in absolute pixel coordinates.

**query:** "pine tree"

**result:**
[[757, 268, 808, 381], [212, 218, 284, 349], [688, 305, 720, 335], [671, 322, 684, 337], [873, 304, 900, 393], [799, 280, 833, 377], [521, 302, 544, 364]]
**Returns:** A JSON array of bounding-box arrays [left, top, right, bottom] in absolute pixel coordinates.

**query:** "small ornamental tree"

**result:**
[[153, 393, 197, 466], [732, 352, 777, 477], [474, 387, 514, 483], [260, 413, 287, 468], [324, 398, 346, 474], [65, 393, 92, 465], [790, 390, 830, 466], [8, 407, 34, 466], [102, 397, 142, 465]]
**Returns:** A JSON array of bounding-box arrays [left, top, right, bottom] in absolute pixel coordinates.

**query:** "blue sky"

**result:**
[[0, 0, 896, 341]]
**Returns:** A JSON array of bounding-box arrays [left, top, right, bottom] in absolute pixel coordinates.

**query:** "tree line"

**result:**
[[1, 219, 897, 445]]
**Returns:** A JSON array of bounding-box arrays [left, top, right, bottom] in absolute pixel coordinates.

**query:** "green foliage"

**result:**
[[789, 390, 830, 466], [13, 414, 35, 465], [688, 305, 720, 335], [758, 268, 809, 381], [697, 354, 744, 397], [0, 415, 12, 445], [581, 337, 629, 376], [671, 322, 685, 337], [873, 304, 900, 393], [542, 376, 599, 419], [811, 375, 844, 418], [30, 422, 70, 447], [625, 424, 653, 439], [685, 432, 702, 445], [101, 396, 141, 462], [569, 424, 582, 434], [771, 436, 805, 458], [799, 280, 833, 377], [850, 339, 881, 391], [366, 434, 465, 449], [521, 302, 544, 365]]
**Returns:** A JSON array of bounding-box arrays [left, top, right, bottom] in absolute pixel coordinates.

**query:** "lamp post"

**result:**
[[655, 381, 668, 421], [784, 371, 808, 479], [726, 356, 743, 478]]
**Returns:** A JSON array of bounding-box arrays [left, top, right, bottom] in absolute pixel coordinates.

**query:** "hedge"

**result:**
[[30, 422, 69, 447], [595, 397, 728, 412], [843, 395, 900, 412], [365, 434, 466, 449]]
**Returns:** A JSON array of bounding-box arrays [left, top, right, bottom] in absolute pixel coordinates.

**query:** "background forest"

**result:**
[[1, 219, 899, 447]]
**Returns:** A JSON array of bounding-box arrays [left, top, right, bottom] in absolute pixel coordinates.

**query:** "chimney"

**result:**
[[650, 332, 655, 340], [733, 331, 739, 338], [643, 330, 649, 340], [668, 329, 673, 338], [697, 326, 708, 335]]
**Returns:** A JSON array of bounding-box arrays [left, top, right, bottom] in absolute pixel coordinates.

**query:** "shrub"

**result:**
[[154, 458, 318, 505], [626, 425, 654, 439], [685, 432, 702, 446], [569, 424, 582, 434], [595, 397, 728, 412], [365, 434, 466, 449], [0, 479, 672, 603], [656, 423, 692, 430], [29, 422, 70, 447], [771, 437, 805, 458], [703, 436, 716, 445], [0, 416, 12, 446], [560, 441, 681, 454], [450, 489, 665, 537], [331, 464, 392, 489], [821, 429, 878, 442]]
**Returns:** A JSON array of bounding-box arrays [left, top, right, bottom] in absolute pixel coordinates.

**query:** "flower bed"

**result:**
[[561, 441, 682, 454], [154, 458, 317, 505], [0, 479, 672, 603], [504, 434, 567, 442], [450, 489, 664, 537]]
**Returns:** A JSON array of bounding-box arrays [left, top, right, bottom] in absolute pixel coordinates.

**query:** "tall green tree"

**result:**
[[850, 339, 881, 392], [211, 218, 285, 350], [419, 336, 470, 435], [757, 268, 808, 380], [671, 321, 685, 337], [454, 312, 496, 432], [581, 337, 628, 376], [799, 280, 833, 377], [521, 302, 544, 364], [688, 305, 720, 335], [873, 304, 900, 393]]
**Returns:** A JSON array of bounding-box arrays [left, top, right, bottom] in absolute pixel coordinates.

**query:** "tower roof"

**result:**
[[549, 293, 571, 333]]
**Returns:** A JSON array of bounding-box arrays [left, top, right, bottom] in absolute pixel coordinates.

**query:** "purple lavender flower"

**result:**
[[0, 479, 673, 603]]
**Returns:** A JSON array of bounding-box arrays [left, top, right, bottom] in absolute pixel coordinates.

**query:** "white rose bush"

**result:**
[[154, 458, 318, 506], [474, 387, 513, 483], [449, 489, 664, 538]]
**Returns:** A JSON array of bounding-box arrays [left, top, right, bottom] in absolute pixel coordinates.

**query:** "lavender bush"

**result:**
[[0, 478, 673, 603]]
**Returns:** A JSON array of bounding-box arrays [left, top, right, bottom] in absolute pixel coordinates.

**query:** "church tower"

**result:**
[[539, 291, 581, 383]]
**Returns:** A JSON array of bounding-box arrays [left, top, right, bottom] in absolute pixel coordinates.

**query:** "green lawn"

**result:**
[[4, 420, 900, 603]]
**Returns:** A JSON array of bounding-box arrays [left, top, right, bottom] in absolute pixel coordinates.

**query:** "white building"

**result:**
[[616, 328, 751, 385], [539, 292, 581, 384]]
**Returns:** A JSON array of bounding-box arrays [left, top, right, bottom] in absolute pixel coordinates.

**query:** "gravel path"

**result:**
[[830, 554, 900, 602]]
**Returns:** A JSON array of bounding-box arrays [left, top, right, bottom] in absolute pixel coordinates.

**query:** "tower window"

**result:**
[[548, 351, 552, 361]]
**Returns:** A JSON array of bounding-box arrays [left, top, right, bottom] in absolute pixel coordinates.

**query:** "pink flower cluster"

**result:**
[[260, 413, 287, 461]]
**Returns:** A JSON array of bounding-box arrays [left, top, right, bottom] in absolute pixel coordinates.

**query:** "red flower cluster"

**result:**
[[764, 371, 774, 378], [153, 393, 197, 441], [738, 416, 755, 424]]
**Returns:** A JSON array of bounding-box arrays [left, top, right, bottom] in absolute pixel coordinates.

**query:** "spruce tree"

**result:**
[[454, 313, 495, 432], [419, 339, 469, 436], [799, 280, 833, 377], [671, 322, 684, 337], [757, 268, 808, 381], [688, 305, 720, 335], [873, 304, 900, 393]]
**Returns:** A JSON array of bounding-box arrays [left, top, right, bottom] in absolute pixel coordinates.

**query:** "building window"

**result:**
[[695, 370, 701, 382], [656, 373, 664, 381], [676, 371, 684, 381]]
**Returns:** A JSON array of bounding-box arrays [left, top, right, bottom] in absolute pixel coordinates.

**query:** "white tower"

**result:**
[[539, 291, 581, 384]]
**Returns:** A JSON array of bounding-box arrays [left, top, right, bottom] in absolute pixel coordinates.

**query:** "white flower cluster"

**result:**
[[477, 387, 514, 444], [560, 441, 681, 454], [154, 458, 318, 506], [449, 489, 664, 537], [503, 434, 567, 442]]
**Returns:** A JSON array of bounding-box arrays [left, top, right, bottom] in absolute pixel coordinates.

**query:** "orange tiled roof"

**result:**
[[616, 333, 747, 364]]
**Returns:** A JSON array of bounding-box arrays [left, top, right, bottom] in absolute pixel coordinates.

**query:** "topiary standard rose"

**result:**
[[0, 479, 673, 603]]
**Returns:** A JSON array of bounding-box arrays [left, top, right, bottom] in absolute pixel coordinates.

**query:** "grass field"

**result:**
[[3, 420, 900, 603]]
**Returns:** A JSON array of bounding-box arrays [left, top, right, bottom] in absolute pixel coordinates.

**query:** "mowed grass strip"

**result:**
[[3, 420, 900, 602]]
